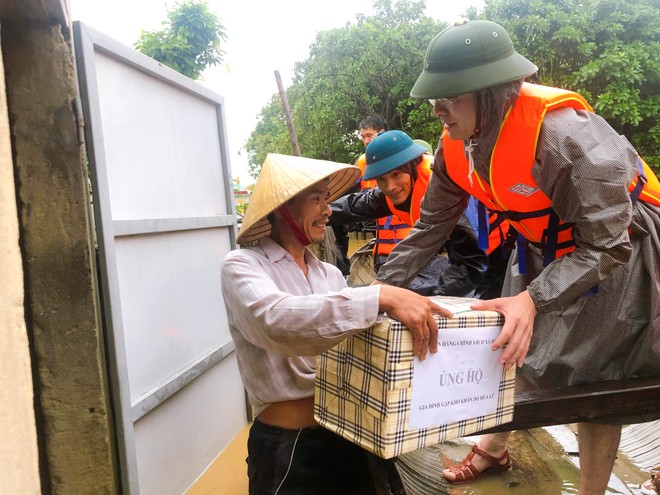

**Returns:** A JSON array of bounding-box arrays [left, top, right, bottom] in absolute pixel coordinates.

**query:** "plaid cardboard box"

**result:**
[[314, 296, 515, 459]]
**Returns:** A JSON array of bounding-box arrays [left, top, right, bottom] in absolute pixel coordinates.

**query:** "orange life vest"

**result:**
[[356, 153, 411, 255], [443, 82, 660, 265], [355, 154, 377, 190]]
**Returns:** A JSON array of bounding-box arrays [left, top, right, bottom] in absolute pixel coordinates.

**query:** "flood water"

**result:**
[[395, 428, 650, 495]]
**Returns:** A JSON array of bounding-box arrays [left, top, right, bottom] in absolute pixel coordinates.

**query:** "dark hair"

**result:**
[[395, 157, 421, 182], [359, 113, 387, 132]]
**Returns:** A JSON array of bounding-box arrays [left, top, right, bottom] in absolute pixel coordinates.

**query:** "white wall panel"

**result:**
[[114, 228, 232, 401], [74, 21, 244, 494], [133, 356, 246, 495], [94, 52, 227, 220]]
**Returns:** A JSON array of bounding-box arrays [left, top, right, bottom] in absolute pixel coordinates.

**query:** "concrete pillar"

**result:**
[[2, 20, 118, 493]]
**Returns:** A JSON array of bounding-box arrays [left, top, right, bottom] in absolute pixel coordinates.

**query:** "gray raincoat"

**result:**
[[377, 81, 660, 388]]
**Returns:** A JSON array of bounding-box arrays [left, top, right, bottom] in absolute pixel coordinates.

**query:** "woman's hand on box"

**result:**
[[470, 290, 537, 369], [378, 285, 452, 361]]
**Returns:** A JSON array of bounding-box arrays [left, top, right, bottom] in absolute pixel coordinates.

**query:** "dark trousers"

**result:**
[[247, 419, 378, 495]]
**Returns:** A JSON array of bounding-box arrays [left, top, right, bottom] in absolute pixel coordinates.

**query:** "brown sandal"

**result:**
[[641, 465, 660, 495], [443, 444, 513, 484]]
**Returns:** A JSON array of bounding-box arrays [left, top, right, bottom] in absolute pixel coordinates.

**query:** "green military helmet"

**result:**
[[410, 19, 538, 99], [363, 130, 427, 180], [413, 139, 433, 155]]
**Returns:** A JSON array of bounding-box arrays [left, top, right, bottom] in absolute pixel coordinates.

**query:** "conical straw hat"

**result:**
[[237, 153, 361, 244]]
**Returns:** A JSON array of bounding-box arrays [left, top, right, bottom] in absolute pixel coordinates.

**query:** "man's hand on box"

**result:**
[[378, 285, 452, 361], [470, 290, 537, 369]]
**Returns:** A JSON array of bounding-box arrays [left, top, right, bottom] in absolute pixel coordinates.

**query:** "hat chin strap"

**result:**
[[276, 204, 312, 246]]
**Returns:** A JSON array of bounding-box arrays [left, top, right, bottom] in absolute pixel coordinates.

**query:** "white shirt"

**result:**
[[221, 236, 381, 416]]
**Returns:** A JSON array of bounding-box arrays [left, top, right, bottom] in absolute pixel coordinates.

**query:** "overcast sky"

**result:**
[[71, 0, 484, 185]]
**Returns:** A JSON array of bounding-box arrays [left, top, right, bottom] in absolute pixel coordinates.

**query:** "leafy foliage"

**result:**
[[246, 95, 295, 178], [481, 0, 659, 168], [245, 0, 659, 176], [245, 0, 447, 175], [135, 0, 227, 80]]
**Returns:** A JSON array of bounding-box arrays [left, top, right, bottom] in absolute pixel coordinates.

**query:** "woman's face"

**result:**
[[375, 167, 413, 206], [430, 93, 477, 141]]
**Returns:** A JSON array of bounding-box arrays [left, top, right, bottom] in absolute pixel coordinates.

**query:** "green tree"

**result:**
[[246, 95, 298, 178], [135, 0, 227, 80], [481, 0, 659, 168], [245, 0, 447, 176], [246, 0, 658, 176]]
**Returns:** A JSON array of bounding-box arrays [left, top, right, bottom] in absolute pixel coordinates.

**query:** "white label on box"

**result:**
[[409, 326, 503, 429], [432, 299, 476, 314]]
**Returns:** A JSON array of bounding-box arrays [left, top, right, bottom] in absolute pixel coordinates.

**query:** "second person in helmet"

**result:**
[[329, 129, 489, 297]]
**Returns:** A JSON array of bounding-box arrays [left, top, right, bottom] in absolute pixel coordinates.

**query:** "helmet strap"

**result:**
[[472, 91, 482, 137]]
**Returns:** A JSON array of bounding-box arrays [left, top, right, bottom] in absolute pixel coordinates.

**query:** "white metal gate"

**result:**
[[74, 22, 247, 494]]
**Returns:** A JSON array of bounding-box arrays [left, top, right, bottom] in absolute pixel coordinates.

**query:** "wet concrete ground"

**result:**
[[394, 427, 651, 495]]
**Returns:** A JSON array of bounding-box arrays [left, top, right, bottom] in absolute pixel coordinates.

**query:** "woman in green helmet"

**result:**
[[375, 19, 660, 495]]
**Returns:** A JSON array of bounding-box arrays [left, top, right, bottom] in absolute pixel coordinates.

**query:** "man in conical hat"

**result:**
[[222, 153, 449, 494]]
